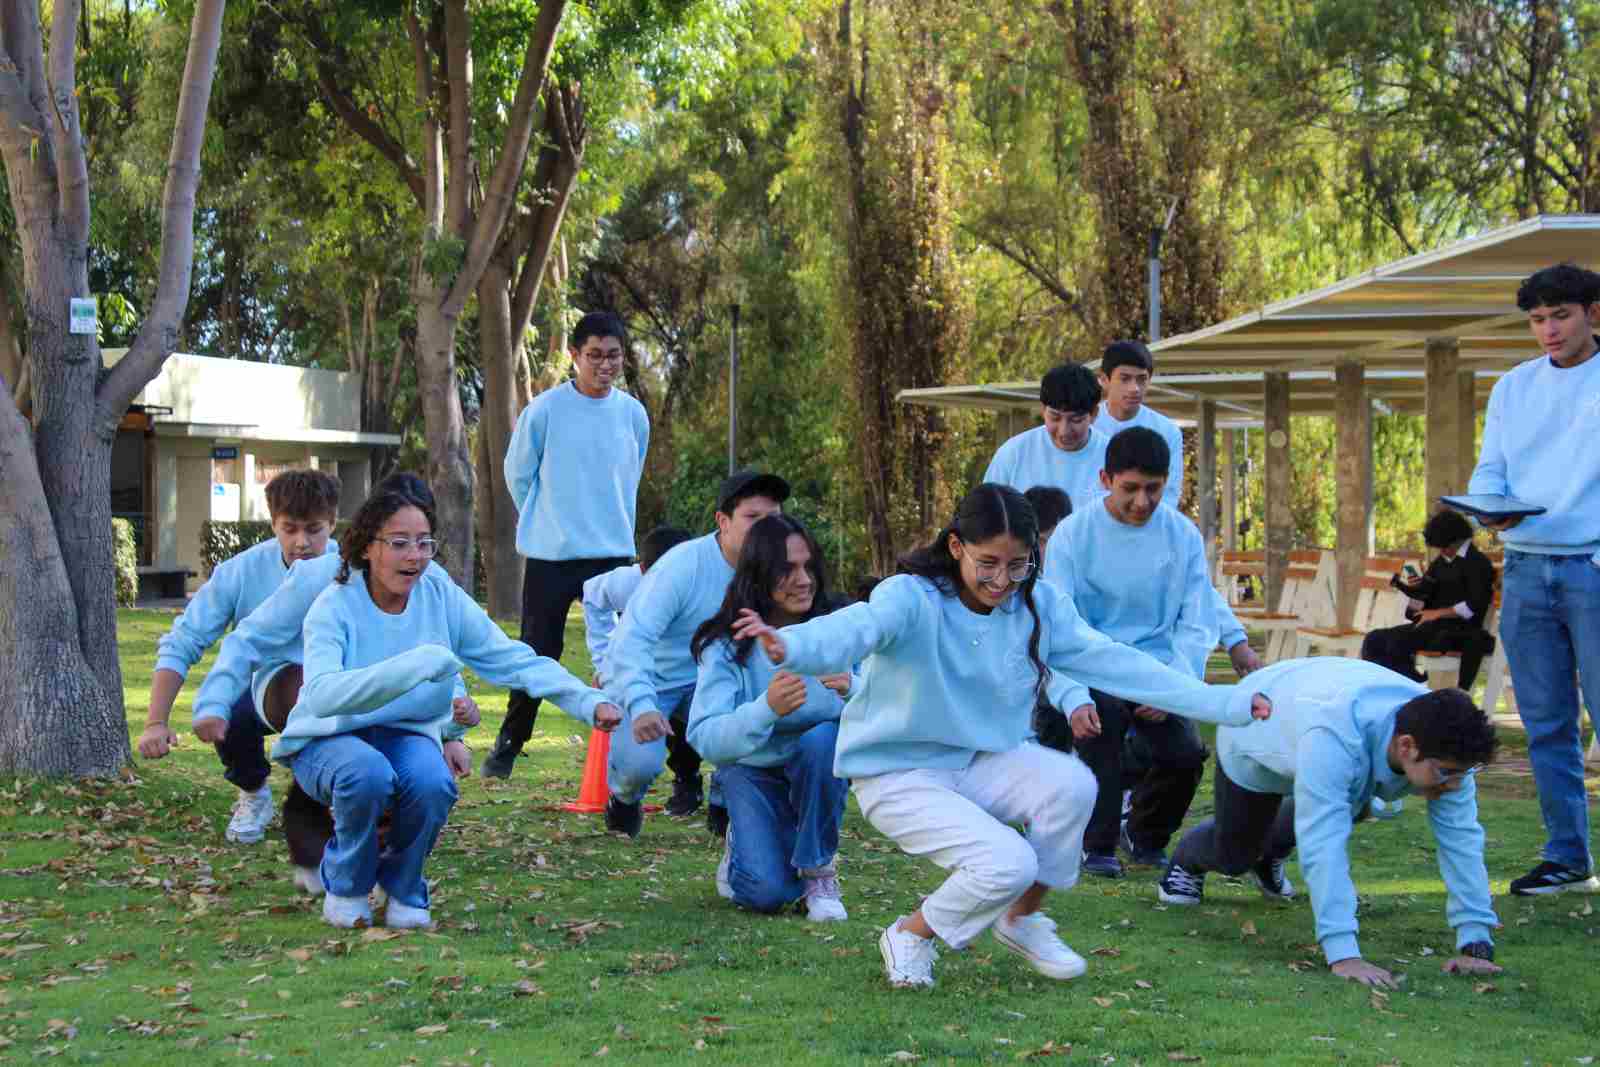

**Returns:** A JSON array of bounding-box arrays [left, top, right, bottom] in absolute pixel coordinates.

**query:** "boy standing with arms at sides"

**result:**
[[137, 469, 342, 844], [1042, 428, 1216, 877], [487, 311, 651, 782], [583, 525, 692, 690], [604, 471, 790, 837], [985, 362, 1109, 513], [1468, 262, 1600, 896], [1159, 659, 1504, 990]]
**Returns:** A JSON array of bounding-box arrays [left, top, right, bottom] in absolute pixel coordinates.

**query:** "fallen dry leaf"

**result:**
[[885, 1053, 921, 1063], [1239, 920, 1257, 937], [1134, 980, 1154, 990], [1090, 997, 1114, 1008], [1167, 1054, 1202, 1063], [1473, 982, 1497, 994], [415, 1023, 448, 1036]]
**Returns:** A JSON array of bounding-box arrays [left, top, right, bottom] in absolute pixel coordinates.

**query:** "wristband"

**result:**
[[1460, 940, 1494, 961]]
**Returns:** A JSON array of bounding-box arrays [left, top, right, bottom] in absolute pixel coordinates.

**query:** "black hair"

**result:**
[[691, 514, 831, 666], [373, 471, 436, 511], [1024, 486, 1072, 533], [265, 469, 342, 522], [897, 483, 1049, 703], [335, 483, 442, 584], [570, 310, 630, 351], [1101, 339, 1154, 378], [1516, 263, 1600, 312], [1393, 688, 1499, 767], [639, 525, 692, 572], [1423, 509, 1474, 549], [853, 576, 883, 603], [1039, 363, 1101, 415], [1104, 426, 1170, 479]]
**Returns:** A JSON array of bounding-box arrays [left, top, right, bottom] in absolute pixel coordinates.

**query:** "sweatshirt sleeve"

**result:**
[[777, 576, 922, 676], [582, 571, 620, 679], [609, 559, 689, 718], [1210, 584, 1247, 651], [445, 582, 608, 726], [191, 558, 327, 722], [686, 645, 779, 764], [503, 398, 547, 511], [1036, 581, 1249, 726], [154, 558, 247, 678], [297, 602, 463, 722], [1467, 380, 1509, 496], [1165, 422, 1184, 503], [982, 441, 1014, 487], [1171, 527, 1217, 679], [635, 400, 651, 466], [1426, 779, 1498, 950], [1291, 727, 1364, 964]]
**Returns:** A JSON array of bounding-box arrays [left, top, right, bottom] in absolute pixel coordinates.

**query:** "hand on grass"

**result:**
[[1441, 956, 1502, 977], [138, 722, 178, 759], [732, 609, 786, 663], [1069, 703, 1100, 740], [443, 740, 472, 778], [594, 703, 623, 733], [1330, 958, 1398, 989], [632, 710, 672, 743], [766, 671, 808, 717], [451, 695, 480, 727], [193, 717, 228, 744]]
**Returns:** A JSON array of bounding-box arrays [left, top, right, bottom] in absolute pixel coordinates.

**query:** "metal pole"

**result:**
[[1147, 232, 1162, 342], [728, 303, 740, 475]]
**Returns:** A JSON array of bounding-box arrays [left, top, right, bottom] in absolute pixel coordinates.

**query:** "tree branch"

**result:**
[[406, 6, 445, 240], [314, 64, 425, 210], [509, 83, 585, 338], [96, 0, 225, 422], [963, 221, 1081, 312], [443, 0, 473, 239], [46, 0, 89, 243]]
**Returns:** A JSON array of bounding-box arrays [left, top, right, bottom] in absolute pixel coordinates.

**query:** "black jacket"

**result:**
[[1397, 543, 1495, 626]]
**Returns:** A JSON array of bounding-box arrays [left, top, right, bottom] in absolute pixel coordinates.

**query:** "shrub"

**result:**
[[112, 518, 138, 607], [199, 520, 276, 576]]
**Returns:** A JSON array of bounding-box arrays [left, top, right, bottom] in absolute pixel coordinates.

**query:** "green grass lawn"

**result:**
[[1, 611, 1597, 1064]]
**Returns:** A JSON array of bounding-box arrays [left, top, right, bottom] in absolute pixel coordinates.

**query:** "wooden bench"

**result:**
[[135, 566, 195, 600]]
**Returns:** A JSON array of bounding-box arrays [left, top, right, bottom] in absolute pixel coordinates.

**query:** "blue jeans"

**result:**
[[608, 684, 694, 804], [1499, 550, 1600, 871], [289, 726, 459, 908], [715, 721, 848, 913]]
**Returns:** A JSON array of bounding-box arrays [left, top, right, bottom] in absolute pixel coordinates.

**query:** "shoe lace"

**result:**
[[805, 874, 842, 901], [1166, 865, 1203, 895], [905, 934, 938, 973]]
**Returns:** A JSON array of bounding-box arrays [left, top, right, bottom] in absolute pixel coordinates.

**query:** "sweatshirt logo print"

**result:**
[[1583, 392, 1600, 420]]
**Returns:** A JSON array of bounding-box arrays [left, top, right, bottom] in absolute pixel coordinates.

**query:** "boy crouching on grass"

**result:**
[[1158, 657, 1504, 989]]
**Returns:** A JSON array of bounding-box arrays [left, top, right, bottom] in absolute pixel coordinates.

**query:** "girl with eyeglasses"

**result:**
[[730, 483, 1271, 990], [688, 514, 855, 922], [272, 484, 622, 930]]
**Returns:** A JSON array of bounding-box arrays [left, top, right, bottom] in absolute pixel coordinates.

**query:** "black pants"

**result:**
[[217, 691, 273, 793], [1036, 689, 1209, 853], [498, 555, 631, 753], [1170, 760, 1296, 876], [1361, 619, 1496, 690]]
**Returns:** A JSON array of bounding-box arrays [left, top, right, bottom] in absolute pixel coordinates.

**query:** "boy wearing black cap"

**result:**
[[603, 470, 790, 836]]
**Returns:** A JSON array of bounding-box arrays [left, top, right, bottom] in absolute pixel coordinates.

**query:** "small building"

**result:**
[[108, 350, 402, 594]]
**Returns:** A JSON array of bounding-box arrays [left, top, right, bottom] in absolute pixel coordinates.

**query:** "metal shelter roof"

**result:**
[[1147, 214, 1600, 372]]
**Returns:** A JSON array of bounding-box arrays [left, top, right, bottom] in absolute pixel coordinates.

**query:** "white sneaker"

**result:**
[[992, 912, 1087, 980], [802, 871, 847, 922], [716, 834, 734, 901], [878, 918, 938, 989], [385, 900, 433, 930], [1369, 796, 1404, 820], [292, 865, 325, 897], [322, 893, 372, 929], [225, 784, 274, 844]]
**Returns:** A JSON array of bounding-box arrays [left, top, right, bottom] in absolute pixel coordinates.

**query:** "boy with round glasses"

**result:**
[[1159, 658, 1503, 991]]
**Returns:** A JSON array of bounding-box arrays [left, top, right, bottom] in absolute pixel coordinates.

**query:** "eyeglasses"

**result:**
[[973, 559, 1035, 587], [1428, 759, 1482, 786], [580, 350, 624, 365], [378, 535, 438, 557]]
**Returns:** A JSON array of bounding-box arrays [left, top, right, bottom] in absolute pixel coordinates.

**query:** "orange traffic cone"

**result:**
[[561, 728, 613, 813]]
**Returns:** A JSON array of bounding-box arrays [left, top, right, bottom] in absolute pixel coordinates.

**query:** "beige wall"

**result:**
[[115, 351, 363, 435]]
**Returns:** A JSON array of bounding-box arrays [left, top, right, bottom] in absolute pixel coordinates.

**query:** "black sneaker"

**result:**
[[1119, 825, 1168, 867], [480, 742, 518, 780], [705, 802, 730, 839], [665, 777, 703, 817], [1157, 862, 1204, 905], [1249, 856, 1296, 900], [1509, 860, 1600, 896], [604, 797, 644, 838], [1082, 851, 1123, 879]]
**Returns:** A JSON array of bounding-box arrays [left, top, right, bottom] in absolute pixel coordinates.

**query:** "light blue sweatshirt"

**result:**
[[984, 425, 1110, 514], [608, 533, 734, 718], [1044, 502, 1217, 678], [1215, 658, 1497, 964], [1094, 401, 1184, 502], [772, 574, 1255, 780], [190, 556, 468, 729], [504, 381, 650, 561], [688, 638, 848, 768], [582, 563, 642, 684], [154, 539, 338, 679], [272, 570, 609, 761], [1468, 351, 1600, 555]]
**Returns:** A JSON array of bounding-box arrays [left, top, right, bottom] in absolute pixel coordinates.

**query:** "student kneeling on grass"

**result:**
[[1158, 658, 1503, 989], [688, 515, 854, 922], [731, 484, 1271, 989], [273, 483, 621, 930]]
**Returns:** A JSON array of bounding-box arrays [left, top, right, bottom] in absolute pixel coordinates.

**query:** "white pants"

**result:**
[[852, 743, 1096, 949]]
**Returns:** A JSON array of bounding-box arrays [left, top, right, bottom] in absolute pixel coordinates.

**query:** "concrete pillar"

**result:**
[[1425, 337, 1463, 509], [1264, 372, 1292, 610], [1221, 428, 1238, 551], [241, 452, 257, 521], [1456, 370, 1477, 490], [1197, 399, 1217, 565], [1335, 360, 1368, 629], [1365, 400, 1376, 554], [338, 458, 371, 518], [155, 444, 178, 569]]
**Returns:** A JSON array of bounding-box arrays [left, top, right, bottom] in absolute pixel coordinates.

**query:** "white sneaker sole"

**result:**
[[1156, 884, 1201, 906], [992, 925, 1087, 980], [878, 927, 934, 989], [1513, 875, 1600, 896], [225, 825, 267, 844], [292, 866, 325, 897], [805, 901, 848, 922]]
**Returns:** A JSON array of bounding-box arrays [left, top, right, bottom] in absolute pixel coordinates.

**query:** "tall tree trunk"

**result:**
[[475, 257, 525, 619], [413, 285, 475, 589]]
